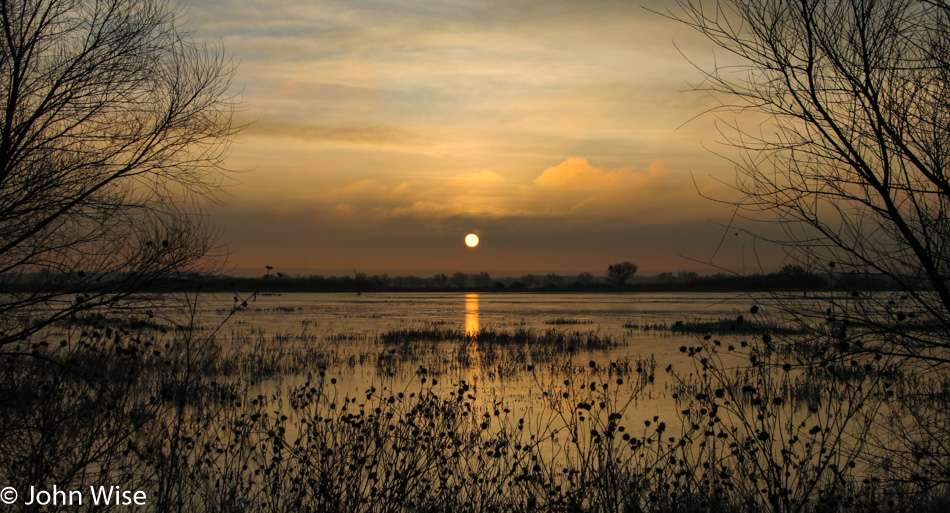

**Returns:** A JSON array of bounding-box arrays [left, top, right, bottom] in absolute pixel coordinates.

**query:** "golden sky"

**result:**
[[188, 0, 782, 277]]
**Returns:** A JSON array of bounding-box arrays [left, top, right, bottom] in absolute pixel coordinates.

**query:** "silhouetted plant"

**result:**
[[665, 0, 950, 502], [0, 0, 238, 350], [607, 262, 638, 285]]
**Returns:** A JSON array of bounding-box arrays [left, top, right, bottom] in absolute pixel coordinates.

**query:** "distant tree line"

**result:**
[[171, 264, 910, 293], [2, 263, 910, 294], [4, 263, 913, 294]]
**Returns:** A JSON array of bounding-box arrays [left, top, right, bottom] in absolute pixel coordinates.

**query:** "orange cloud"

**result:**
[[310, 158, 704, 223], [534, 158, 631, 187], [534, 158, 666, 189], [523, 158, 690, 218]]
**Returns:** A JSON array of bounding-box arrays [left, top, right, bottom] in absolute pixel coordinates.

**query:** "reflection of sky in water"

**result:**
[[189, 292, 760, 425], [465, 293, 479, 337], [218, 291, 756, 367]]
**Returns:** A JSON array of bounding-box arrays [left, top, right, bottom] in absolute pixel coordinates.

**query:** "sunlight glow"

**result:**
[[465, 233, 479, 247], [465, 293, 479, 337]]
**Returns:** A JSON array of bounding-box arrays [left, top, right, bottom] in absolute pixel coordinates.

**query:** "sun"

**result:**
[[464, 233, 479, 248]]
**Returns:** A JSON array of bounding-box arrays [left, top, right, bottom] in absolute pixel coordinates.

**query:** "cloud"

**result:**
[[318, 174, 513, 219], [454, 170, 506, 184], [338, 179, 410, 196], [304, 158, 702, 223], [534, 158, 641, 188], [524, 158, 692, 218], [193, 0, 712, 163], [243, 121, 427, 148], [213, 186, 745, 276], [188, 0, 753, 274]]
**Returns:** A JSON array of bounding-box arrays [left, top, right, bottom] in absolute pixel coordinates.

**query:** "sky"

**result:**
[[184, 0, 784, 277]]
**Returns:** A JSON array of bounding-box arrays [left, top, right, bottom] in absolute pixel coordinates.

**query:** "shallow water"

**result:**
[[202, 292, 762, 414], [228, 291, 754, 340]]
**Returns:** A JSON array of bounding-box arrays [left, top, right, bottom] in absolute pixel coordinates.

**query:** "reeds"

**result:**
[[380, 325, 619, 349], [4, 299, 950, 513], [624, 317, 803, 336], [544, 317, 594, 325]]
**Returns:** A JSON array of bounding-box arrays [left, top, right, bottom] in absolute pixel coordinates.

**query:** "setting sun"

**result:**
[[464, 233, 479, 248]]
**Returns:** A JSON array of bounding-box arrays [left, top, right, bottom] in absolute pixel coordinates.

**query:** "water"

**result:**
[[33, 290, 910, 507], [206, 291, 759, 404], [228, 291, 754, 341]]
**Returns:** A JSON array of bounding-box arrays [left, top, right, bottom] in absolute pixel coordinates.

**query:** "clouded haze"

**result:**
[[188, 0, 778, 277]]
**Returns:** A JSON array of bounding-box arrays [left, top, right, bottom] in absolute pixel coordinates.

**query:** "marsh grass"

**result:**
[[376, 325, 626, 381], [624, 317, 804, 336], [4, 297, 950, 513], [122, 354, 950, 513], [664, 324, 950, 513], [545, 317, 595, 325], [121, 360, 731, 512], [379, 325, 619, 349]]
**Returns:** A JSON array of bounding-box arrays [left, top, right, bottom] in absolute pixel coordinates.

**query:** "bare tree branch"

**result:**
[[0, 0, 238, 347]]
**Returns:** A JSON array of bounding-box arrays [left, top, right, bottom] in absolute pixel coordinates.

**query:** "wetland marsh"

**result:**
[[4, 291, 948, 512]]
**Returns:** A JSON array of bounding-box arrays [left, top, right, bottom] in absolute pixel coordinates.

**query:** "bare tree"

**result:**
[[0, 0, 237, 495], [576, 271, 595, 285], [668, 0, 950, 363], [451, 271, 468, 289], [473, 271, 492, 289], [0, 0, 237, 347], [668, 0, 950, 492], [431, 273, 449, 288], [606, 261, 638, 285]]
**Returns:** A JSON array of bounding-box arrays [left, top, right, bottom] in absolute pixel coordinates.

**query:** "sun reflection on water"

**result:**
[[465, 293, 479, 337], [464, 293, 482, 386]]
